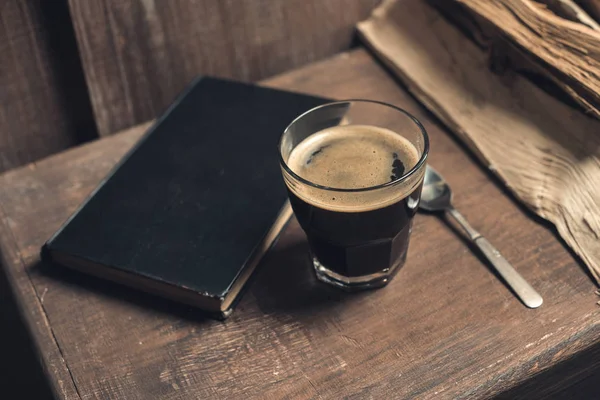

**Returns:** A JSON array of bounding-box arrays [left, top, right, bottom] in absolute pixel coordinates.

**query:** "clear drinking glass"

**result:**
[[279, 100, 429, 290]]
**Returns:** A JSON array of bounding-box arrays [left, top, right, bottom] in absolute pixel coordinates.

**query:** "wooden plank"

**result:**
[[67, 0, 380, 137], [454, 0, 600, 118], [0, 49, 598, 399], [0, 0, 97, 173]]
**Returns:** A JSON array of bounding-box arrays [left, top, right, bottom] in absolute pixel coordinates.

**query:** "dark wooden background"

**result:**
[[0, 1, 377, 397], [68, 0, 380, 136], [0, 0, 379, 173], [0, 0, 97, 172]]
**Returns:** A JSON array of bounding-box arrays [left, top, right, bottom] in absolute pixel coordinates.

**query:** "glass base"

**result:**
[[312, 256, 405, 292]]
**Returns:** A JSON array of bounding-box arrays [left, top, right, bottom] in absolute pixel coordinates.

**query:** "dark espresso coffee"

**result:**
[[286, 125, 422, 281]]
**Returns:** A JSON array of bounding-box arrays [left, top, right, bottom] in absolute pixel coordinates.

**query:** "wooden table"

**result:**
[[0, 48, 598, 400]]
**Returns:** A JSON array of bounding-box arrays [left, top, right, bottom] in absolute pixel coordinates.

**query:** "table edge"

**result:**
[[0, 47, 598, 398], [0, 202, 81, 399]]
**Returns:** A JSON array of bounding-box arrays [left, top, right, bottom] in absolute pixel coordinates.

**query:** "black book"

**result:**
[[42, 77, 329, 319]]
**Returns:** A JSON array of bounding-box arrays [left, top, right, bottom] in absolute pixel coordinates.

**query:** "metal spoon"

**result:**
[[419, 165, 543, 309]]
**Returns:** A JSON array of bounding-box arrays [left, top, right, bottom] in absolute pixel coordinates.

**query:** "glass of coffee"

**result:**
[[279, 100, 429, 291]]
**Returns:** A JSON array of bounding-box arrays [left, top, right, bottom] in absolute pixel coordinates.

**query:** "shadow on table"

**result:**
[[32, 260, 212, 325], [0, 260, 54, 399], [492, 337, 600, 400], [32, 228, 363, 324], [251, 237, 374, 316]]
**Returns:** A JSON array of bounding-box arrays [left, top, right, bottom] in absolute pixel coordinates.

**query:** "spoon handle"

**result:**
[[446, 207, 543, 309]]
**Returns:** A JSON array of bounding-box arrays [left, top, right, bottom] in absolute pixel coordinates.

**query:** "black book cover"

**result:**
[[42, 77, 329, 319]]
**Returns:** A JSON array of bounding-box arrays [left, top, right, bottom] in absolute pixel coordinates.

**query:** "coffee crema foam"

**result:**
[[285, 125, 423, 212]]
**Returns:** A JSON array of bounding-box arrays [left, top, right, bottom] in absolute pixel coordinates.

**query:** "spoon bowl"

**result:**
[[420, 166, 453, 212]]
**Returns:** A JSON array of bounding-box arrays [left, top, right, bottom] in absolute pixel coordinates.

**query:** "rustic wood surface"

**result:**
[[67, 0, 380, 136], [454, 0, 600, 119], [0, 49, 599, 400], [539, 0, 600, 29], [430, 0, 600, 113], [0, 0, 97, 173], [577, 0, 600, 22]]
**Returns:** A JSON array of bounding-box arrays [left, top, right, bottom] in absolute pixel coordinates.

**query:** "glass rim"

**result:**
[[278, 99, 430, 193]]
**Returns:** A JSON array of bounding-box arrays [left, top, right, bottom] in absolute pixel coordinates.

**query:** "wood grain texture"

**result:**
[[0, 0, 97, 173], [0, 49, 598, 399], [452, 0, 600, 119], [67, 0, 380, 137], [429, 0, 600, 125], [539, 0, 600, 29], [577, 0, 600, 22]]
